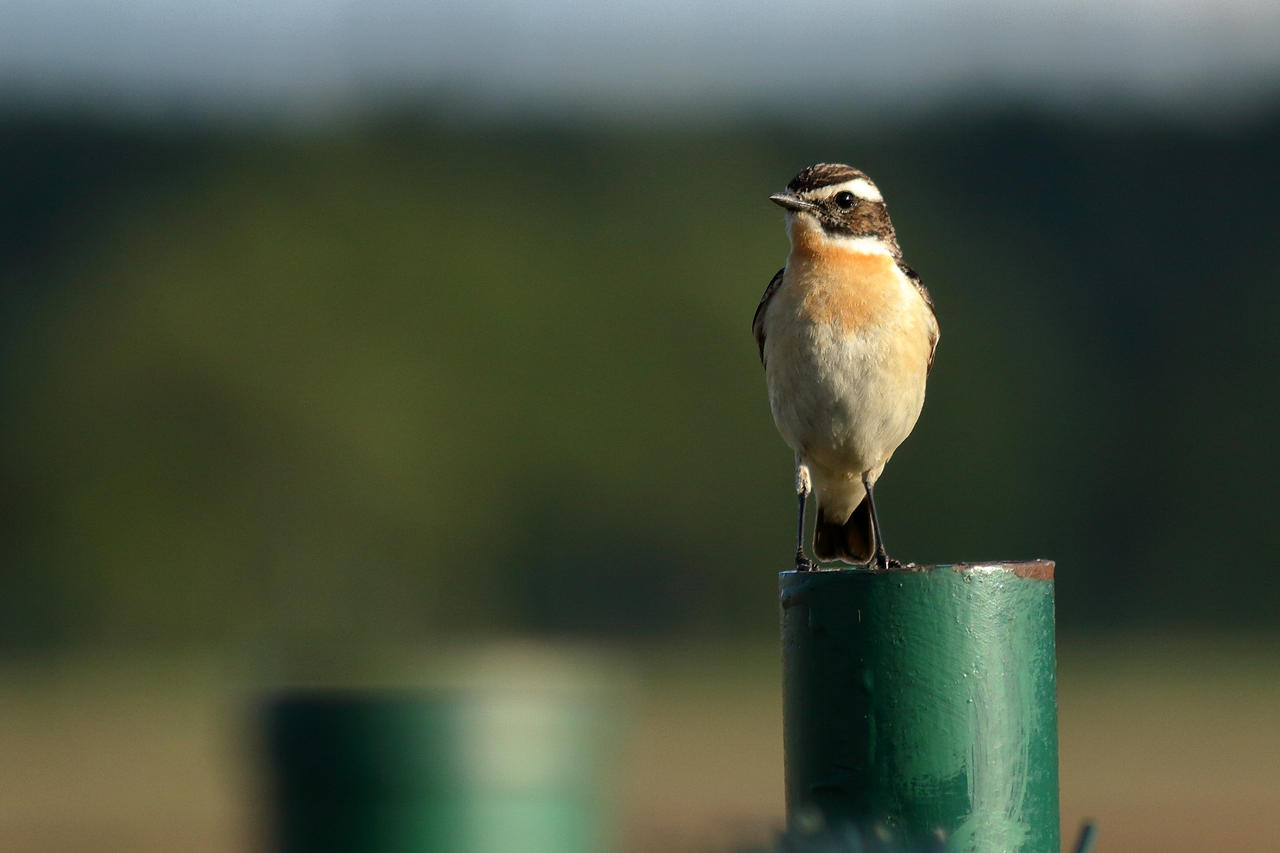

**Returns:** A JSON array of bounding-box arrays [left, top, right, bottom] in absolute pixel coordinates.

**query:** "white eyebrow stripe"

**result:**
[[807, 177, 884, 203]]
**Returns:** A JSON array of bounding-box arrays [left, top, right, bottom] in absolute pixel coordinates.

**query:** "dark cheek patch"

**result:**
[[819, 204, 896, 247]]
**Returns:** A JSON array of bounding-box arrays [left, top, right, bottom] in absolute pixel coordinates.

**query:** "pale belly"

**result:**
[[765, 317, 927, 476]]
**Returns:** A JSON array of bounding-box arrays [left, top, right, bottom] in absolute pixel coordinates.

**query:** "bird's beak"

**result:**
[[770, 191, 816, 213]]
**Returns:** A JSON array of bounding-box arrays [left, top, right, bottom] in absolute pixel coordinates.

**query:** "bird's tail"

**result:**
[[814, 498, 875, 564]]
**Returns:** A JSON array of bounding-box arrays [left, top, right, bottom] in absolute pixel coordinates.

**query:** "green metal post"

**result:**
[[263, 688, 613, 853], [780, 562, 1059, 852]]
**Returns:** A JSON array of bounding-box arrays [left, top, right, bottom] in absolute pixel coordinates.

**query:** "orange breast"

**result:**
[[788, 244, 904, 333]]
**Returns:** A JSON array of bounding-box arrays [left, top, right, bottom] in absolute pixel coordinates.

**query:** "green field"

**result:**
[[4, 111, 1280, 851]]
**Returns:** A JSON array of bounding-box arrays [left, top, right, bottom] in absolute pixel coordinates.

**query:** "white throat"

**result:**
[[819, 232, 896, 255]]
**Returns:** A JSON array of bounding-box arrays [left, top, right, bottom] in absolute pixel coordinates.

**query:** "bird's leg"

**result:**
[[794, 460, 816, 571], [861, 471, 893, 570]]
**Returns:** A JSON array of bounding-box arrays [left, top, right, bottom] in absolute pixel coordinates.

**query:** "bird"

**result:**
[[753, 164, 938, 570]]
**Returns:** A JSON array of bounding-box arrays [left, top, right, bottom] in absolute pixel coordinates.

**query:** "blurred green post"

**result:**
[[780, 562, 1059, 852], [263, 686, 613, 853]]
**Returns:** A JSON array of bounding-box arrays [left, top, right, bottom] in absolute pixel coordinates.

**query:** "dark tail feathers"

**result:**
[[814, 499, 875, 564]]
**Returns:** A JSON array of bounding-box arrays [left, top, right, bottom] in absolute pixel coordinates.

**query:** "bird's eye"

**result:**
[[834, 191, 857, 209]]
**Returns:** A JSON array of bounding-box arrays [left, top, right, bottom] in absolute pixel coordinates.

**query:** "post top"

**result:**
[[780, 559, 1055, 581]]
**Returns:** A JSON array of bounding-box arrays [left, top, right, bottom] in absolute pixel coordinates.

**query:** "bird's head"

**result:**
[[770, 163, 899, 256]]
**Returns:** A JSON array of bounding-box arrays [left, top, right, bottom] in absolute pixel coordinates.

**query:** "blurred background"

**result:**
[[2, 0, 1279, 850]]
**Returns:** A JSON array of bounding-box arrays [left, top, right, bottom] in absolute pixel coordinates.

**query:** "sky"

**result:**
[[2, 0, 1279, 119]]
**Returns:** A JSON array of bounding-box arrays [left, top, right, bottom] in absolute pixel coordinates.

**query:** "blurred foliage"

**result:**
[[3, 106, 1279, 651]]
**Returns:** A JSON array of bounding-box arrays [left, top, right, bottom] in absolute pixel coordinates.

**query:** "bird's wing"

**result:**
[[752, 267, 786, 366], [897, 260, 940, 374]]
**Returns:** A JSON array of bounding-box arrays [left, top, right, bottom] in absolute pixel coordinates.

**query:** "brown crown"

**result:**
[[787, 163, 869, 194]]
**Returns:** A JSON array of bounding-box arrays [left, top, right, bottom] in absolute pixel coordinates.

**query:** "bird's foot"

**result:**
[[871, 549, 892, 570], [794, 549, 817, 572]]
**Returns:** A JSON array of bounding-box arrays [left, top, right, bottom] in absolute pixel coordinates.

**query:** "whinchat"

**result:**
[[753, 164, 938, 570]]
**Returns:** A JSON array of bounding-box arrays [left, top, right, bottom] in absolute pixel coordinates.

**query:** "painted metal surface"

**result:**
[[780, 562, 1059, 852], [263, 689, 612, 853]]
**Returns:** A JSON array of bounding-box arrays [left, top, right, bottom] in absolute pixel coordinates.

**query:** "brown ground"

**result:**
[[1, 634, 1276, 852]]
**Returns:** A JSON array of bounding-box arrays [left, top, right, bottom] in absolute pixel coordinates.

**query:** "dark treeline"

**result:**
[[3, 106, 1278, 651]]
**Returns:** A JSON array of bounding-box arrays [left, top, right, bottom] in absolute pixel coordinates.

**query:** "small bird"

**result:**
[[753, 164, 938, 570]]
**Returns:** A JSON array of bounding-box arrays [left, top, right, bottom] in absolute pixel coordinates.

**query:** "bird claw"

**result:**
[[794, 551, 817, 572]]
